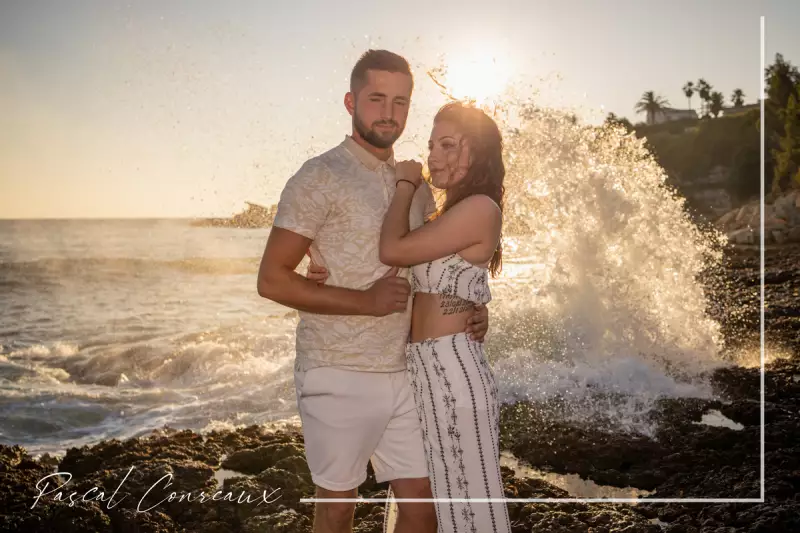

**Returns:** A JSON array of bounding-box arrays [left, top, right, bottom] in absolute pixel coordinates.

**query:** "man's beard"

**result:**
[[353, 109, 402, 149]]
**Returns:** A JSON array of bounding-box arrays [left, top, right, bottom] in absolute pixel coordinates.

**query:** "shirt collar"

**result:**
[[342, 135, 395, 171]]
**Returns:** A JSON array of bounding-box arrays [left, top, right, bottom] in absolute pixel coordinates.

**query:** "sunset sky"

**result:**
[[1, 0, 798, 219]]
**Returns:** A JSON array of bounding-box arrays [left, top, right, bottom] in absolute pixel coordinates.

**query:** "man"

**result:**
[[257, 50, 489, 533]]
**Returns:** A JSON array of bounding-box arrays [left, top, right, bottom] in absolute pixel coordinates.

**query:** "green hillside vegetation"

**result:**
[[608, 53, 799, 216]]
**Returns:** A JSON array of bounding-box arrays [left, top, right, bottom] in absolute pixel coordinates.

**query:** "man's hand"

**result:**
[[466, 304, 489, 342], [363, 267, 410, 316]]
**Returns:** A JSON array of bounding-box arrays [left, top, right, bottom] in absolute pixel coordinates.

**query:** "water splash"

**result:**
[[448, 93, 733, 433]]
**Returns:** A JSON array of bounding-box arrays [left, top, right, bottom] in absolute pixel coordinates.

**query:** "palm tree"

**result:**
[[634, 91, 670, 125], [696, 79, 712, 117], [731, 89, 745, 107], [683, 81, 695, 110], [709, 91, 725, 117]]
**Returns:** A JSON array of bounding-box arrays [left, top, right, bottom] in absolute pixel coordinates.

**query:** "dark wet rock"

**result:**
[[510, 502, 661, 533], [502, 465, 569, 500], [204, 425, 304, 456], [353, 515, 387, 533], [253, 467, 312, 507], [502, 466, 572, 526], [0, 444, 114, 532], [240, 509, 311, 533], [716, 398, 761, 426], [214, 467, 310, 525], [274, 454, 312, 483], [106, 508, 179, 533], [633, 501, 800, 533], [351, 497, 388, 533], [500, 401, 667, 490], [59, 428, 219, 479], [34, 452, 61, 470], [0, 444, 39, 472], [710, 243, 800, 352], [0, 501, 114, 533], [353, 492, 386, 522], [76, 459, 217, 526], [221, 442, 305, 475], [193, 521, 236, 533], [640, 397, 761, 498]]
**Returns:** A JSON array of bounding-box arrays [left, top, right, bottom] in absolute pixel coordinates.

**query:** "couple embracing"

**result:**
[[257, 49, 511, 533]]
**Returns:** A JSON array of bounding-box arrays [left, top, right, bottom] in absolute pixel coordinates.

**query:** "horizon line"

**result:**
[[0, 215, 226, 221]]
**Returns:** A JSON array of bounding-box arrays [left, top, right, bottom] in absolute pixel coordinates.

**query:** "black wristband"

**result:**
[[396, 179, 418, 189]]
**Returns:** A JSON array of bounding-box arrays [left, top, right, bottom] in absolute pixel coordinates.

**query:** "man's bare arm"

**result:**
[[257, 227, 409, 316]]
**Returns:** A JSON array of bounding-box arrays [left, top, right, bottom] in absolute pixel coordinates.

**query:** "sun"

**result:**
[[441, 49, 513, 105]]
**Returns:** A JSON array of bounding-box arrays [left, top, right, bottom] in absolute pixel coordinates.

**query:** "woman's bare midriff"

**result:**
[[409, 292, 475, 343]]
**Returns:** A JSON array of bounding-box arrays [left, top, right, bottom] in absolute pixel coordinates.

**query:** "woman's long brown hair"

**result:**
[[430, 102, 505, 277]]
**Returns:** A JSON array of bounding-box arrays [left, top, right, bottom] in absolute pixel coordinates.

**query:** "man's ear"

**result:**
[[344, 92, 355, 116]]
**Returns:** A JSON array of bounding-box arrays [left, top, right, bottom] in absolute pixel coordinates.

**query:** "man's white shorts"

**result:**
[[294, 365, 429, 492]]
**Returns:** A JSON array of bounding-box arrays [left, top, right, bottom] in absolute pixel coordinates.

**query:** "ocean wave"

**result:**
[[0, 320, 300, 455], [0, 321, 297, 389]]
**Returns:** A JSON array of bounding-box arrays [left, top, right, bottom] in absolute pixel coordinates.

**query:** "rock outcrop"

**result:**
[[717, 190, 800, 245], [192, 202, 277, 229]]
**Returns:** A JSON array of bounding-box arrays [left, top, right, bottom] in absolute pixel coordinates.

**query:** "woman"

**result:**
[[307, 101, 509, 532], [379, 101, 510, 533]]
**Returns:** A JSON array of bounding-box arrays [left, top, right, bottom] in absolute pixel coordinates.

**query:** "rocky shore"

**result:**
[[718, 191, 800, 246], [2, 242, 798, 532]]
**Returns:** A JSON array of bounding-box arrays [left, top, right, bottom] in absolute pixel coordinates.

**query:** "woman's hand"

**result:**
[[306, 263, 328, 284], [305, 250, 328, 284], [395, 160, 423, 188]]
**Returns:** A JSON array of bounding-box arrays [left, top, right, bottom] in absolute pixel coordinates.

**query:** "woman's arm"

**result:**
[[380, 162, 501, 267]]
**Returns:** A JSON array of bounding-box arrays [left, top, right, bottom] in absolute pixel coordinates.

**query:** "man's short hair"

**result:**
[[350, 49, 414, 95]]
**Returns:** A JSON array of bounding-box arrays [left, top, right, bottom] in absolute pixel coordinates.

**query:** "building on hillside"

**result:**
[[721, 103, 760, 117], [651, 107, 699, 125]]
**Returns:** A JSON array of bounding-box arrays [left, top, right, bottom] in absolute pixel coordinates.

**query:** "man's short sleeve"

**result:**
[[272, 160, 331, 239]]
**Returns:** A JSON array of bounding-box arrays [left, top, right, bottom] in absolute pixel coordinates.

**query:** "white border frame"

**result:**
[[759, 12, 766, 505], [302, 15, 767, 506]]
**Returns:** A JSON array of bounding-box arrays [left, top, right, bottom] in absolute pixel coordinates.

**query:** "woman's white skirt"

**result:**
[[385, 332, 511, 533]]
